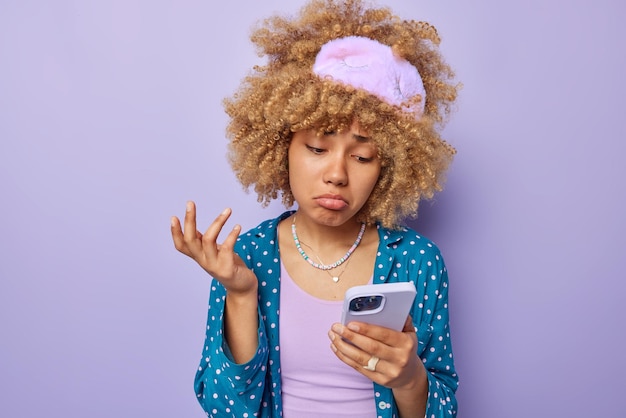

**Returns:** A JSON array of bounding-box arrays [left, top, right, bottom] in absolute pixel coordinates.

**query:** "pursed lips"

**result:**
[[314, 194, 348, 210]]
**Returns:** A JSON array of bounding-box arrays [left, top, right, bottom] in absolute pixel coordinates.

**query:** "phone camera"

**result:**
[[350, 295, 383, 312]]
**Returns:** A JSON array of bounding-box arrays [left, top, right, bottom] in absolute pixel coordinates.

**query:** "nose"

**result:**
[[323, 153, 348, 186]]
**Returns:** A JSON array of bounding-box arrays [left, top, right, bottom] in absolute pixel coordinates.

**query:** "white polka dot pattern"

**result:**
[[194, 211, 458, 417]]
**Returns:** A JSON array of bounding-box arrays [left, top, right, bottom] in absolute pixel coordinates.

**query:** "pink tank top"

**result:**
[[279, 262, 377, 417]]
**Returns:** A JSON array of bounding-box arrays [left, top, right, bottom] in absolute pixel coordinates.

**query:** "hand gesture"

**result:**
[[170, 201, 258, 296], [328, 316, 426, 390]]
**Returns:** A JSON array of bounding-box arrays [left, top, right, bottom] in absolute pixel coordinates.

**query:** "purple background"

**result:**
[[1, 1, 624, 417]]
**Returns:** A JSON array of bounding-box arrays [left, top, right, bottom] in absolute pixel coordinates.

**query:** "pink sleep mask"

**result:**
[[312, 36, 426, 119]]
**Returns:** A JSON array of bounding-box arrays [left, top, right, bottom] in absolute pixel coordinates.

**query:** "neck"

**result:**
[[291, 213, 367, 272], [291, 212, 365, 249]]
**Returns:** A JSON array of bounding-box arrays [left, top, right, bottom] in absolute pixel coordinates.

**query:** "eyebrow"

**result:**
[[352, 133, 371, 142]]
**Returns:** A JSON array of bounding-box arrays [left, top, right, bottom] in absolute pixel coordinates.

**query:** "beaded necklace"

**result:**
[[291, 216, 366, 272], [300, 240, 353, 283]]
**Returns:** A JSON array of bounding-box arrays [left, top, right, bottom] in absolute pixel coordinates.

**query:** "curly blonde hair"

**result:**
[[224, 0, 459, 228]]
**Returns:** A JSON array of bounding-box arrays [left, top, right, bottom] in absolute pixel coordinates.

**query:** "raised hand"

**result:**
[[170, 201, 258, 296]]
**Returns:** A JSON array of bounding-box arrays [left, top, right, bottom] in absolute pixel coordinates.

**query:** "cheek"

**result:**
[[287, 153, 309, 194], [368, 163, 382, 184], [359, 166, 382, 196]]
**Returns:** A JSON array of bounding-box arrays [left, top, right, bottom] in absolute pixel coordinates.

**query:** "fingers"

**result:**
[[330, 329, 375, 370], [171, 201, 201, 256], [329, 320, 418, 385], [201, 207, 231, 243], [340, 320, 412, 352], [171, 215, 190, 255], [216, 221, 242, 253], [329, 323, 389, 364], [328, 324, 394, 385], [171, 202, 255, 292], [181, 201, 202, 254], [171, 202, 237, 260]]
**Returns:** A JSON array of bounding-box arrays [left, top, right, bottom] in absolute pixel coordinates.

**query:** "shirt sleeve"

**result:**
[[413, 244, 458, 417], [194, 279, 270, 417]]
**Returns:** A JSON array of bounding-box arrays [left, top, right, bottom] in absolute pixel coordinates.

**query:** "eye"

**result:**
[[306, 145, 325, 155], [351, 154, 374, 163]]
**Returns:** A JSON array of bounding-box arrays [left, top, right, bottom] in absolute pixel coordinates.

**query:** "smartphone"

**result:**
[[341, 282, 417, 331]]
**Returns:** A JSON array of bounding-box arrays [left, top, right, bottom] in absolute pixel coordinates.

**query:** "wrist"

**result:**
[[225, 282, 258, 302], [393, 361, 428, 395], [224, 285, 259, 314], [392, 363, 428, 418]]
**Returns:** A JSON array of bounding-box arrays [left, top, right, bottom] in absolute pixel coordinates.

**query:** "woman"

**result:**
[[171, 1, 459, 416]]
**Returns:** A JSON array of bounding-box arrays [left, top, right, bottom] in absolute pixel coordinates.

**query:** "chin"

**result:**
[[314, 209, 357, 227]]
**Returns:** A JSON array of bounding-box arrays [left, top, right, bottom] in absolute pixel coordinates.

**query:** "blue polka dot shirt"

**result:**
[[194, 211, 458, 417]]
